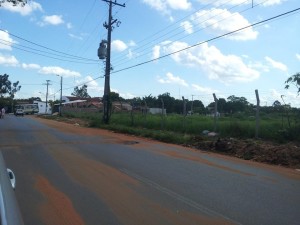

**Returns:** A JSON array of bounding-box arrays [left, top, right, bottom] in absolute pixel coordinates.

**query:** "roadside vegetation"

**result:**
[[42, 108, 300, 168]]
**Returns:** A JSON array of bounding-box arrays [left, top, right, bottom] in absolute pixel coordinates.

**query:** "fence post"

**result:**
[[255, 89, 260, 139], [143, 100, 148, 128], [161, 98, 165, 130], [213, 93, 218, 132]]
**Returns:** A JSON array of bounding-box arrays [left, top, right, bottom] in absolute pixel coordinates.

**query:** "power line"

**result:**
[[59, 6, 300, 93], [111, 0, 244, 64], [0, 29, 99, 62], [112, 0, 266, 68], [111, 7, 300, 75]]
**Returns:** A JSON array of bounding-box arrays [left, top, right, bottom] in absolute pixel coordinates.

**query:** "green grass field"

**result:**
[[62, 110, 300, 143]]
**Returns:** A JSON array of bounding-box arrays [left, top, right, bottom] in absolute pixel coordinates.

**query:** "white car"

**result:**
[[15, 109, 24, 116]]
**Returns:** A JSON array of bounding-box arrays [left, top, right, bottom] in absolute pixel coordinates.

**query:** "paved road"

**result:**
[[1, 114, 300, 225]]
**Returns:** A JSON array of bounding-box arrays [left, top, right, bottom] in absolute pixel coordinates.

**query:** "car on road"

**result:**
[[15, 109, 24, 116]]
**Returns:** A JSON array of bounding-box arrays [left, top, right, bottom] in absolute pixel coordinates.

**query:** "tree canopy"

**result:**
[[285, 72, 300, 95], [0, 74, 21, 98], [71, 85, 90, 98]]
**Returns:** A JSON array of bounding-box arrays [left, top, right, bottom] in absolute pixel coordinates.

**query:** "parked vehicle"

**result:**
[[15, 109, 24, 116], [15, 104, 39, 115]]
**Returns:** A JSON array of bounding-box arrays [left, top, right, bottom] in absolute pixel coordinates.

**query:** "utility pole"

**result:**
[[99, 0, 125, 124], [191, 94, 194, 114], [45, 80, 51, 114], [57, 75, 63, 116]]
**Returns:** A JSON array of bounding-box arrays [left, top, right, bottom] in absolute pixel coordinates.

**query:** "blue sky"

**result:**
[[0, 0, 299, 107]]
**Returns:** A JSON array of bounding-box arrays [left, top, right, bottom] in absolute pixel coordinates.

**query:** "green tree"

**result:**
[[142, 94, 157, 107], [110, 91, 124, 102], [226, 95, 250, 113], [0, 0, 27, 6], [191, 99, 205, 114], [285, 72, 300, 95], [71, 85, 90, 98], [157, 92, 176, 113], [218, 98, 227, 114], [0, 74, 21, 98]]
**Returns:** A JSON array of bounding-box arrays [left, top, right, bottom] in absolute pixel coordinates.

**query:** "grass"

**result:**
[[60, 110, 299, 143]]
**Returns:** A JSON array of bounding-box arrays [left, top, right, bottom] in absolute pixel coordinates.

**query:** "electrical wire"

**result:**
[[61, 6, 300, 92], [110, 7, 300, 75], [0, 29, 99, 62], [112, 0, 265, 68], [111, 0, 244, 64]]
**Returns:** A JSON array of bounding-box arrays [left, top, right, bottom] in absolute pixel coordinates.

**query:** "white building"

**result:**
[[33, 101, 52, 114]]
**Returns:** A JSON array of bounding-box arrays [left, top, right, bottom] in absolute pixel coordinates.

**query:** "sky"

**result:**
[[0, 0, 299, 107]]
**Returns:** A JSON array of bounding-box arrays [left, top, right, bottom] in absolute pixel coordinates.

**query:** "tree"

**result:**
[[71, 85, 90, 98], [0, 74, 21, 98], [226, 95, 250, 113], [110, 91, 124, 102], [217, 98, 227, 114], [191, 99, 205, 114], [0, 0, 27, 6], [142, 94, 157, 108], [157, 92, 176, 113], [272, 100, 281, 107], [285, 72, 300, 95]]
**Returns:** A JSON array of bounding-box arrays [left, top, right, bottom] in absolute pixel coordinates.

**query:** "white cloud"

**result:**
[[111, 40, 127, 52], [0, 30, 15, 50], [40, 15, 64, 26], [161, 41, 260, 83], [191, 8, 258, 41], [261, 0, 285, 7], [296, 53, 300, 61], [39, 66, 81, 77], [128, 40, 136, 47], [68, 33, 83, 40], [142, 0, 191, 15], [197, 0, 284, 7], [119, 92, 136, 99], [180, 21, 193, 34], [167, 0, 191, 10], [75, 75, 102, 92], [157, 72, 189, 87], [0, 54, 19, 66], [22, 63, 41, 69], [249, 61, 269, 73], [66, 23, 73, 29], [265, 56, 288, 71], [270, 89, 299, 107], [152, 45, 161, 59], [0, 1, 43, 16], [192, 84, 217, 95]]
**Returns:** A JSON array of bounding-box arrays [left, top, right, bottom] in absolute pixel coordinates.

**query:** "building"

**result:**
[[33, 101, 52, 114]]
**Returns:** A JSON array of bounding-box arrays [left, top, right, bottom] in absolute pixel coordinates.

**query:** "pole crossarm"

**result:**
[[102, 0, 125, 7]]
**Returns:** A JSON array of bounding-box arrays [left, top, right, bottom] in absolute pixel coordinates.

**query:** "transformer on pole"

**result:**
[[99, 0, 125, 124]]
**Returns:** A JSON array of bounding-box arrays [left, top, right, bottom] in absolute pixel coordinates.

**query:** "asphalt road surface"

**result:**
[[1, 114, 300, 225]]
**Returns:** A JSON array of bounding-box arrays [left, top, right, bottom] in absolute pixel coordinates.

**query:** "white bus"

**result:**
[[15, 104, 39, 115]]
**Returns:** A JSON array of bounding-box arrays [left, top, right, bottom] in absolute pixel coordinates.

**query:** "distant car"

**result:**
[[15, 109, 24, 116]]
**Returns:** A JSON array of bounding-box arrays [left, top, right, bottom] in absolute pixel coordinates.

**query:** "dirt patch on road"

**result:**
[[35, 175, 85, 225]]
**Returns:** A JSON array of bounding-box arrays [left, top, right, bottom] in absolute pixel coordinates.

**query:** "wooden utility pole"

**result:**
[[101, 0, 125, 124], [255, 89, 260, 139]]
